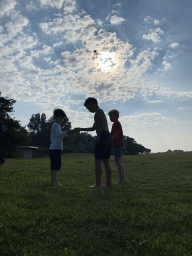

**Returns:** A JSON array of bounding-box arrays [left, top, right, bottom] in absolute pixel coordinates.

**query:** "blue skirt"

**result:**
[[49, 149, 62, 171]]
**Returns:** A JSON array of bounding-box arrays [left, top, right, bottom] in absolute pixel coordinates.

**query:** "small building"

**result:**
[[17, 146, 39, 159]]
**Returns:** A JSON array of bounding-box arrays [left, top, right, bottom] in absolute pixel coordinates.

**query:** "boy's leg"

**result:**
[[103, 158, 112, 187], [115, 159, 125, 182], [95, 158, 102, 187]]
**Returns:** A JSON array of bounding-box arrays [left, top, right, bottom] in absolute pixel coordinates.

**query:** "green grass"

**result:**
[[1, 152, 192, 256]]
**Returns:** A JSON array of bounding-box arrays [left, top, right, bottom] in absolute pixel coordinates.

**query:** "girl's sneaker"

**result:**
[[89, 184, 101, 189]]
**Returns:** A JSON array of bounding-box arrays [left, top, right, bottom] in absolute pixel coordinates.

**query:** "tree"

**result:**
[[27, 113, 72, 148], [26, 111, 151, 155], [0, 92, 16, 120], [63, 132, 95, 153], [123, 136, 151, 155], [27, 113, 46, 135], [27, 113, 72, 135], [0, 92, 31, 158]]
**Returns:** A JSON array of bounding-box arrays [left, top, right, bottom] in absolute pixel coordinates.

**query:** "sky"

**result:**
[[0, 0, 192, 153]]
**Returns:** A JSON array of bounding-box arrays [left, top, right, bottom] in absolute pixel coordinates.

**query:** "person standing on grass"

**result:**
[[74, 97, 112, 189], [0, 119, 6, 166], [108, 110, 125, 184], [49, 109, 77, 186]]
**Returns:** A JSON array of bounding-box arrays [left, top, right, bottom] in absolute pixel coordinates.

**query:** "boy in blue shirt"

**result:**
[[108, 109, 125, 184], [49, 109, 76, 186]]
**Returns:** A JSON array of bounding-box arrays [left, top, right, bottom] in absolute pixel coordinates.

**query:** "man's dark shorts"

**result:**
[[49, 149, 62, 171], [95, 131, 112, 159], [0, 138, 3, 161]]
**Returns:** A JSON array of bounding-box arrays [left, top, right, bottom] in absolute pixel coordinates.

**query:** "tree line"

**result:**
[[0, 93, 151, 158]]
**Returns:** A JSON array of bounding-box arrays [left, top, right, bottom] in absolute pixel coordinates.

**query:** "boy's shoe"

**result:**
[[0, 159, 6, 166], [51, 182, 62, 186], [89, 184, 101, 189]]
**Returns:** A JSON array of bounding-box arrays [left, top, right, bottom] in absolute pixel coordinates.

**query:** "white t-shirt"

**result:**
[[49, 121, 68, 150]]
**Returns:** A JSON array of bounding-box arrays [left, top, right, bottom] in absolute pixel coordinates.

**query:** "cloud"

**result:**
[[144, 16, 152, 23], [39, 14, 95, 43], [5, 11, 29, 39], [31, 45, 54, 58], [0, 0, 17, 18], [38, 0, 65, 9], [1, 1, 192, 120], [162, 60, 171, 71], [129, 49, 158, 77], [63, 0, 77, 14], [53, 42, 63, 47], [38, 0, 77, 13], [121, 112, 178, 127], [113, 3, 121, 8], [110, 15, 124, 25], [0, 10, 30, 48], [154, 19, 160, 25], [26, 1, 38, 11], [64, 99, 84, 105], [148, 100, 162, 103], [144, 16, 161, 26], [97, 19, 103, 26], [170, 43, 180, 49], [143, 28, 164, 43]]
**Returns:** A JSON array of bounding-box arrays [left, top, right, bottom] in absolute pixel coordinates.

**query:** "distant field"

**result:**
[[0, 152, 192, 256]]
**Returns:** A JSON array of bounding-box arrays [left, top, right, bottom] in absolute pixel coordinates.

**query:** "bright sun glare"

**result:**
[[98, 52, 116, 71]]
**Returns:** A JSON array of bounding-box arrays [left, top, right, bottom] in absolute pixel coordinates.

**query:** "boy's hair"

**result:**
[[108, 109, 119, 118], [53, 109, 66, 118], [84, 97, 98, 106]]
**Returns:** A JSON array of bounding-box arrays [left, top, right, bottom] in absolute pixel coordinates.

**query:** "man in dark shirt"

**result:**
[[0, 119, 6, 165], [75, 97, 112, 188]]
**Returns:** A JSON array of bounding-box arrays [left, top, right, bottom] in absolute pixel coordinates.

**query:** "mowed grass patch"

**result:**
[[0, 152, 192, 255]]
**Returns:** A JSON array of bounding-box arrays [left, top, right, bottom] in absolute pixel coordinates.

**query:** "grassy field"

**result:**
[[0, 152, 192, 256]]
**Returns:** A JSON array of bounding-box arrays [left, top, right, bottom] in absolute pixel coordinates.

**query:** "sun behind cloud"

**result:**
[[97, 52, 117, 71]]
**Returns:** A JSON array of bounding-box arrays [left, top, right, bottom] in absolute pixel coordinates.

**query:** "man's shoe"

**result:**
[[55, 182, 62, 186]]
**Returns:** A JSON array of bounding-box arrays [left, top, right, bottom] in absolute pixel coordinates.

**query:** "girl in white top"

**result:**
[[49, 109, 76, 186], [49, 121, 67, 151]]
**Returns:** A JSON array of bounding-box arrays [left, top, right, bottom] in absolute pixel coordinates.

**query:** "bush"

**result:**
[[32, 146, 49, 158], [63, 146, 76, 153]]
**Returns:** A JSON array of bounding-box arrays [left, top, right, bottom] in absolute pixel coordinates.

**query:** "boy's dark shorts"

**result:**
[[95, 131, 112, 159], [49, 149, 62, 171]]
